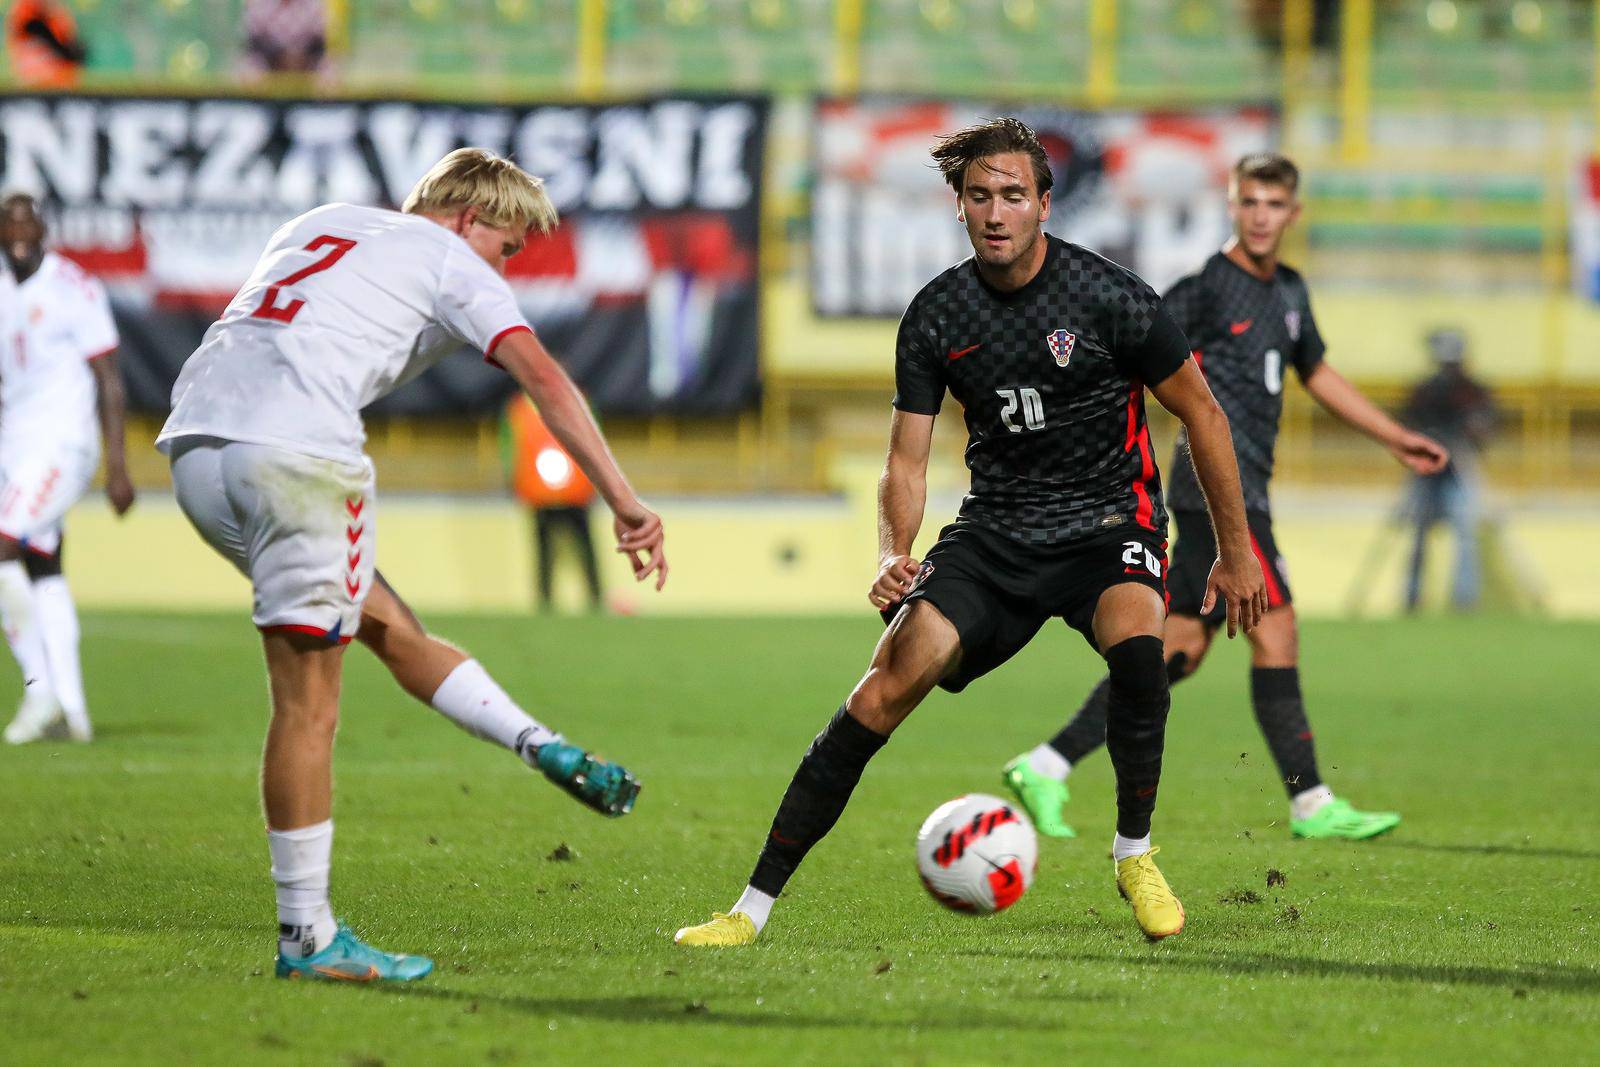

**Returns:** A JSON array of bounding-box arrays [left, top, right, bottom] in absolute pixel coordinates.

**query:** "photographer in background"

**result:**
[[1402, 328, 1498, 613]]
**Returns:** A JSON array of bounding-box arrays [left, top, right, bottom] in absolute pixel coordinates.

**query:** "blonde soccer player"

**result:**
[[158, 149, 667, 982]]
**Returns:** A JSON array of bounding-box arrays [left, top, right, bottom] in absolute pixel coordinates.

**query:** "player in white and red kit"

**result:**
[[0, 193, 135, 746], [157, 149, 668, 982]]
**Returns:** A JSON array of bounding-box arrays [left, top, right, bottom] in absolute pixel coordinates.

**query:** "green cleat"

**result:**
[[1291, 797, 1401, 840], [275, 922, 433, 983], [1001, 755, 1076, 838], [536, 742, 641, 817]]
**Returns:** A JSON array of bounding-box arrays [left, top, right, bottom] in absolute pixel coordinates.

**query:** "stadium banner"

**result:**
[[0, 94, 767, 416], [811, 99, 1275, 317], [1576, 156, 1600, 302]]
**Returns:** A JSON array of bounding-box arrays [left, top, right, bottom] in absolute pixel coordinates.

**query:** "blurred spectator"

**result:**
[[6, 0, 86, 87], [502, 395, 603, 613], [242, 0, 326, 77], [1401, 329, 1497, 612]]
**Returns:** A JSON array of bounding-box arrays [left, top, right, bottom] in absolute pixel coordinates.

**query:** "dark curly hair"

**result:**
[[930, 118, 1053, 196]]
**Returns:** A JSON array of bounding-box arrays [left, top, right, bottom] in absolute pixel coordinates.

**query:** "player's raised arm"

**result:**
[[493, 329, 666, 591], [1149, 358, 1267, 637], [872, 409, 934, 610], [88, 351, 135, 515], [1301, 362, 1449, 475]]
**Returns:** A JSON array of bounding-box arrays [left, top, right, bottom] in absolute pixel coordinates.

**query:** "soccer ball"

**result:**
[[915, 793, 1037, 914]]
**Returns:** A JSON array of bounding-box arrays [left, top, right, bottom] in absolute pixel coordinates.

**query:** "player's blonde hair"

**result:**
[[403, 147, 559, 235]]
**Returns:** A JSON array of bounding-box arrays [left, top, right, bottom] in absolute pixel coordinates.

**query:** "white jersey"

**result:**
[[157, 203, 532, 464], [0, 252, 118, 457]]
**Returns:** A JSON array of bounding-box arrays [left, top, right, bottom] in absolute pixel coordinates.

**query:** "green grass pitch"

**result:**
[[3, 612, 1597, 1065]]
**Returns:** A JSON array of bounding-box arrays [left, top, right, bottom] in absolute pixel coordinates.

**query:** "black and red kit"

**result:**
[[888, 235, 1192, 690]]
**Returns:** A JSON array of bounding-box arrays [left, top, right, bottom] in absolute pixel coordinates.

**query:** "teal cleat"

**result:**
[[536, 742, 641, 817], [1002, 755, 1076, 838], [274, 922, 433, 983], [1291, 797, 1401, 841]]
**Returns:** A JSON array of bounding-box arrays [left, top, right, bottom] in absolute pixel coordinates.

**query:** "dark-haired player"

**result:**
[[1003, 154, 1448, 842], [0, 192, 134, 745], [675, 118, 1266, 945]]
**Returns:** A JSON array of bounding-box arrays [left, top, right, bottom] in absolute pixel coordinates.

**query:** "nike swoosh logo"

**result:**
[[947, 344, 981, 361], [312, 963, 380, 982], [1229, 319, 1253, 335], [977, 852, 1017, 887]]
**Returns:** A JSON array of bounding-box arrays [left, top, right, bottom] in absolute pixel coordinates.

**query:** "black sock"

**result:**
[[748, 705, 888, 896], [1250, 667, 1322, 798], [1049, 651, 1189, 767], [1103, 636, 1172, 839]]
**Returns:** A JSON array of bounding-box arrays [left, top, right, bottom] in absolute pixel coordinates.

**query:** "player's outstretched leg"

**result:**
[[675, 602, 956, 946], [358, 572, 639, 816], [261, 631, 432, 982], [676, 703, 890, 947], [1246, 609, 1400, 841], [0, 557, 63, 744]]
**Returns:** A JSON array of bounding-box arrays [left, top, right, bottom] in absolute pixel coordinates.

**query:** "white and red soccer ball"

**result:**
[[915, 793, 1038, 914]]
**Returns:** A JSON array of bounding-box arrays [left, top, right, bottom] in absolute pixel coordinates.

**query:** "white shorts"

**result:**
[[169, 437, 376, 643], [0, 443, 98, 558]]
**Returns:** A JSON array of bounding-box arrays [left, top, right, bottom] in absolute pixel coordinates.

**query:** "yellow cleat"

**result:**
[[1115, 847, 1185, 941], [673, 911, 759, 947]]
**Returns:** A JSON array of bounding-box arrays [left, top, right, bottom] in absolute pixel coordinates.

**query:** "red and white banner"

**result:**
[[0, 94, 767, 415], [811, 99, 1275, 316]]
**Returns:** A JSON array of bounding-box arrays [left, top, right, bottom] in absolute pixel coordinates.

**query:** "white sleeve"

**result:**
[[433, 244, 532, 361], [75, 276, 119, 360]]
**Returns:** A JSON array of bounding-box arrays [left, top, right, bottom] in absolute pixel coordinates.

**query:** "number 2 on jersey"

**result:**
[[250, 235, 359, 324]]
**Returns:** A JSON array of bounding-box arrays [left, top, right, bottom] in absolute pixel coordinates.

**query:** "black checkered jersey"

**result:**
[[1163, 252, 1326, 514], [893, 235, 1191, 546]]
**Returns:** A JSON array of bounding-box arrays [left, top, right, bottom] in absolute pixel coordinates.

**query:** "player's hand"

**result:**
[[613, 503, 667, 591], [869, 554, 920, 611], [1391, 430, 1450, 476], [105, 469, 136, 516], [1201, 552, 1268, 639]]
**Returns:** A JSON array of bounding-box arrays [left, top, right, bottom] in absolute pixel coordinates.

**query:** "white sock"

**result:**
[[1291, 784, 1335, 822], [32, 576, 88, 737], [1026, 743, 1071, 781], [732, 885, 775, 932], [0, 560, 56, 713], [268, 820, 338, 958], [429, 659, 558, 765], [1112, 832, 1152, 862]]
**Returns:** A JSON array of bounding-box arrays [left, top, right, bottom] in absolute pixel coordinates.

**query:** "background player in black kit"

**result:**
[[675, 119, 1267, 946], [1003, 153, 1449, 842]]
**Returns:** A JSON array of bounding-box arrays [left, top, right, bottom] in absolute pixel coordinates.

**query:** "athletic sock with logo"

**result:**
[[268, 820, 338, 959], [748, 704, 889, 900], [428, 658, 559, 764], [1103, 636, 1172, 840]]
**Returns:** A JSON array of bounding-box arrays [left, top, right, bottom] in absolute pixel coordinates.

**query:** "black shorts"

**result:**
[[881, 521, 1168, 694], [1167, 509, 1292, 625]]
